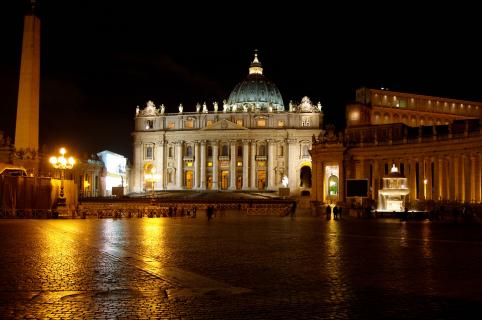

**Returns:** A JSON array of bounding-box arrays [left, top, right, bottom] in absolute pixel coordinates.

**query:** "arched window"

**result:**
[[186, 145, 193, 157], [328, 175, 339, 196]]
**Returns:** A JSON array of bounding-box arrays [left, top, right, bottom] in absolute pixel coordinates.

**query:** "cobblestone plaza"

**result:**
[[1, 216, 482, 319]]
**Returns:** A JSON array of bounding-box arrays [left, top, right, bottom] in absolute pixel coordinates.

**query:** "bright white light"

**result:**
[[391, 164, 398, 173], [281, 176, 288, 188]]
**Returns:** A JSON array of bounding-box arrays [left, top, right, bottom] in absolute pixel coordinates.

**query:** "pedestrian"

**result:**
[[333, 206, 339, 220], [192, 206, 197, 218], [207, 205, 213, 220], [325, 205, 332, 220]]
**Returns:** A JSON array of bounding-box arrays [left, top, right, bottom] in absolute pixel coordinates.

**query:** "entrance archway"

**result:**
[[184, 170, 193, 189], [300, 166, 312, 188], [257, 170, 266, 190], [220, 171, 229, 190]]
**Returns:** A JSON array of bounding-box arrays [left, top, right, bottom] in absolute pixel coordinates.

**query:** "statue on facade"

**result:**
[[202, 102, 208, 113], [289, 100, 294, 112], [243, 105, 248, 112], [136, 106, 140, 116], [213, 101, 218, 112], [196, 103, 201, 113], [317, 102, 323, 111], [178, 103, 183, 113], [160, 104, 165, 114], [223, 100, 228, 113]]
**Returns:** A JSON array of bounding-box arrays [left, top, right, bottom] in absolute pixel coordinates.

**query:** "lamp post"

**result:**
[[49, 147, 75, 206]]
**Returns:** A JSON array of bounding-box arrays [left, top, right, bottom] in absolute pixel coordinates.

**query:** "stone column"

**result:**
[[338, 158, 345, 202], [418, 158, 426, 200], [133, 140, 142, 192], [155, 140, 165, 190], [242, 140, 250, 190], [433, 157, 440, 201], [409, 158, 417, 201], [476, 153, 482, 202], [200, 140, 206, 190], [426, 157, 432, 200], [229, 140, 237, 190], [267, 140, 275, 189], [194, 141, 200, 189], [286, 139, 297, 191], [212, 140, 219, 190], [470, 154, 477, 202], [176, 141, 183, 189], [250, 141, 257, 189]]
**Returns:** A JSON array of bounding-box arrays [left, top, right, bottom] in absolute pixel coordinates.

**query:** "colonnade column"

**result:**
[[200, 140, 206, 190], [175, 141, 183, 189], [229, 140, 237, 190], [433, 157, 440, 201], [133, 140, 142, 192], [212, 141, 219, 190], [155, 140, 165, 190], [476, 153, 482, 202], [426, 157, 432, 200], [194, 141, 200, 189], [286, 139, 297, 191], [448, 156, 456, 201], [409, 159, 417, 201], [267, 140, 275, 189], [242, 140, 250, 190], [470, 154, 477, 202], [250, 141, 257, 189]]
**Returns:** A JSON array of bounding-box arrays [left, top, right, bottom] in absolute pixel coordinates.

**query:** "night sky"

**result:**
[[1, 1, 481, 161]]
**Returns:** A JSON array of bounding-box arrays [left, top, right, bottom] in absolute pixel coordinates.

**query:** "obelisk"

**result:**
[[14, 1, 40, 173]]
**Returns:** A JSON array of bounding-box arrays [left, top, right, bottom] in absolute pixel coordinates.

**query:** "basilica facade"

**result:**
[[131, 54, 323, 194]]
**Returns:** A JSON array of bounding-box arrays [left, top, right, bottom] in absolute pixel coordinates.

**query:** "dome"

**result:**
[[227, 52, 284, 112]]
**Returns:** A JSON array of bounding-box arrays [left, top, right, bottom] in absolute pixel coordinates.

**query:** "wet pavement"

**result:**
[[1, 216, 482, 319]]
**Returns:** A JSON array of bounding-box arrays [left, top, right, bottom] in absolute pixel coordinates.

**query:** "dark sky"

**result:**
[[1, 1, 481, 160]]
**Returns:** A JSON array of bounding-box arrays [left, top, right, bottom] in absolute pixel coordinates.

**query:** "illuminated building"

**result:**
[[310, 87, 482, 206], [131, 53, 323, 194]]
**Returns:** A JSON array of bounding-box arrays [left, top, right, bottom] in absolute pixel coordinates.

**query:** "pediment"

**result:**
[[201, 119, 247, 130]]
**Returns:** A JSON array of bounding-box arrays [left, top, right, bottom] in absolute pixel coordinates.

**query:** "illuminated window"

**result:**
[[185, 161, 193, 167], [236, 119, 243, 126], [145, 120, 154, 130], [257, 119, 266, 127], [350, 111, 360, 121], [168, 121, 175, 129], [145, 146, 153, 159], [237, 161, 243, 167], [257, 161, 266, 167], [278, 120, 285, 127], [185, 120, 193, 128], [207, 162, 213, 167]]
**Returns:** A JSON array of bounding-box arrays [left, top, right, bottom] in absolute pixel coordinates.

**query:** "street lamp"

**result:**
[[49, 147, 75, 206], [144, 166, 160, 195]]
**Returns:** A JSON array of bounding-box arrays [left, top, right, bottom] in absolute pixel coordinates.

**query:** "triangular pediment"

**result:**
[[201, 119, 247, 130]]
